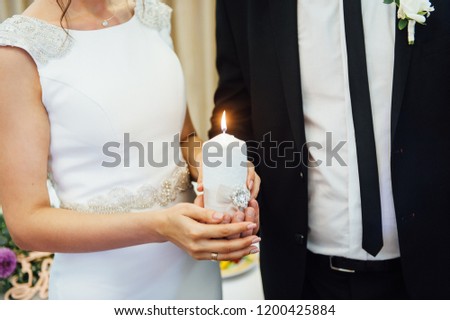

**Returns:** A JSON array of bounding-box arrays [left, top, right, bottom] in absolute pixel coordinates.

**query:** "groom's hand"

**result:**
[[227, 199, 260, 239], [239, 199, 260, 238]]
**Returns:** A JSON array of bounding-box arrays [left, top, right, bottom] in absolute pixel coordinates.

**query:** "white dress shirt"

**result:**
[[298, 0, 400, 260]]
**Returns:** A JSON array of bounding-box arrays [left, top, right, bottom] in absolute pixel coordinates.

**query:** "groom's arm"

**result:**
[[209, 0, 253, 141], [211, 1, 260, 237]]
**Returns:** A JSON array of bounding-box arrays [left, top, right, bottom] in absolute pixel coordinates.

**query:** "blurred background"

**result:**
[[0, 0, 217, 140]]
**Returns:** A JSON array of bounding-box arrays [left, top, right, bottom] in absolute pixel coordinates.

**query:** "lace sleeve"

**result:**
[[0, 15, 72, 65], [136, 0, 174, 49]]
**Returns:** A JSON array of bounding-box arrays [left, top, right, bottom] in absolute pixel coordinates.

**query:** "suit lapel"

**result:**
[[391, 23, 413, 141], [268, 0, 306, 150]]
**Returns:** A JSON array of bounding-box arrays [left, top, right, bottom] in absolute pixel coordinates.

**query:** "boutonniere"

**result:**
[[384, 0, 435, 45]]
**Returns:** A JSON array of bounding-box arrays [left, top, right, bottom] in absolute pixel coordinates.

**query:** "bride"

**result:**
[[0, 0, 260, 299]]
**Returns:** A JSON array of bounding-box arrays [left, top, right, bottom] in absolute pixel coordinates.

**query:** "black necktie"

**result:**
[[343, 0, 383, 257]]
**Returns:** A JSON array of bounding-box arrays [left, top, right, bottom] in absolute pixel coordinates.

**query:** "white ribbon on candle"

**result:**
[[215, 184, 251, 213]]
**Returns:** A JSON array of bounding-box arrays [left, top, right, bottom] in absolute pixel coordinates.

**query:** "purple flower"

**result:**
[[0, 247, 17, 279]]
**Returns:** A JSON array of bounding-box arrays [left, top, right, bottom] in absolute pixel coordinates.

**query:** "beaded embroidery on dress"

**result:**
[[60, 165, 192, 214], [135, 0, 172, 31], [0, 15, 71, 64]]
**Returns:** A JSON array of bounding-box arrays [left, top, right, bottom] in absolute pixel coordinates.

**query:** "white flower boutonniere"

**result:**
[[384, 0, 435, 45]]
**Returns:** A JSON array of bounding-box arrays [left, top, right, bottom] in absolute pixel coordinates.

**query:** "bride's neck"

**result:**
[[64, 0, 135, 29], [22, 0, 135, 29], [68, 0, 130, 19], [70, 0, 113, 15]]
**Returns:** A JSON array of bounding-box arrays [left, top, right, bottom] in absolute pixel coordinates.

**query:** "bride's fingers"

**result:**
[[196, 235, 261, 255], [177, 203, 224, 224], [189, 236, 261, 259], [177, 203, 257, 237], [198, 221, 258, 239], [184, 233, 260, 260], [197, 246, 260, 261]]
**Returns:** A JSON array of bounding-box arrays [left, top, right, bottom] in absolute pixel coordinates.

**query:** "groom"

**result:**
[[210, 0, 450, 299]]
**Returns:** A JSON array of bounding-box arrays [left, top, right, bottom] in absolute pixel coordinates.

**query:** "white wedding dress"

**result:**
[[0, 0, 222, 299]]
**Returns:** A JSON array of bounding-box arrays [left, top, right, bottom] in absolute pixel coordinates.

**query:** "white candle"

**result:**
[[202, 111, 249, 215]]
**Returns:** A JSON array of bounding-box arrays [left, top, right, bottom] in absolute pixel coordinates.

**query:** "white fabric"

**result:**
[[0, 1, 221, 299], [298, 0, 400, 260]]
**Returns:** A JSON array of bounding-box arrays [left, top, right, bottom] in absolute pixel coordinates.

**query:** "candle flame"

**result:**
[[221, 111, 227, 133]]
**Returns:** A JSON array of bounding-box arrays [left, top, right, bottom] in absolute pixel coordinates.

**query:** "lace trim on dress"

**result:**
[[136, 0, 172, 31], [0, 15, 72, 65], [60, 165, 192, 214]]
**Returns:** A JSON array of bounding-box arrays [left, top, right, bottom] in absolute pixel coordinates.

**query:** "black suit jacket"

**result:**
[[210, 0, 450, 299]]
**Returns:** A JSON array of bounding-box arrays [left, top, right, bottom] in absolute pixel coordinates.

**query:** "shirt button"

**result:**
[[300, 171, 304, 179], [294, 233, 305, 245]]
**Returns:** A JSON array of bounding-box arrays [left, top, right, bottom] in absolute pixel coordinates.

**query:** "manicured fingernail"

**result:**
[[247, 223, 257, 230], [248, 180, 254, 190], [250, 248, 260, 255], [213, 212, 224, 220], [252, 237, 261, 244], [246, 209, 255, 218]]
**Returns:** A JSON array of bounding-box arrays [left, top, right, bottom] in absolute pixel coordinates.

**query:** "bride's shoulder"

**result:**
[[136, 0, 173, 31], [0, 9, 71, 66]]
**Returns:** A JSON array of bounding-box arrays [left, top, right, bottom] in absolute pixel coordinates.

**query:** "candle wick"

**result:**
[[222, 129, 226, 134]]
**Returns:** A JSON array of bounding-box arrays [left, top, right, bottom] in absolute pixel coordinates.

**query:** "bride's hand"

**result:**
[[156, 203, 261, 261], [194, 195, 260, 239]]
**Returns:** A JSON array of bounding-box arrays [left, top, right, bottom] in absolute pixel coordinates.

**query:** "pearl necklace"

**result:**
[[101, 3, 116, 27], [101, 0, 133, 28], [101, 16, 115, 27]]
